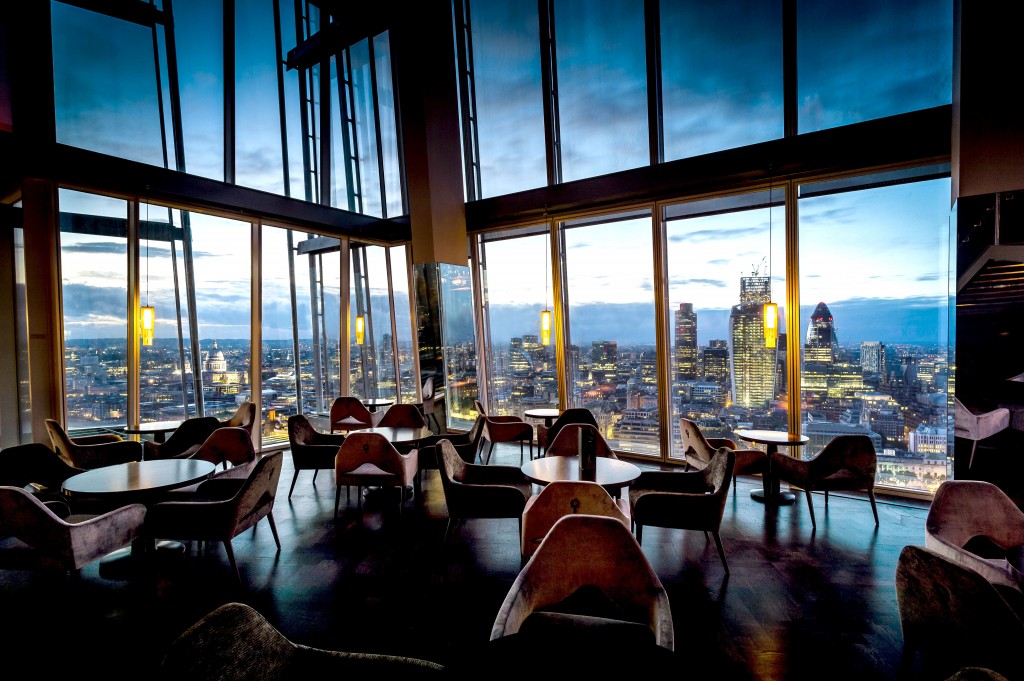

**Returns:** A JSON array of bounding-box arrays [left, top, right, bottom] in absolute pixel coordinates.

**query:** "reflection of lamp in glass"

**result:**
[[141, 201, 155, 346], [764, 176, 778, 348], [540, 232, 552, 346], [355, 314, 365, 344]]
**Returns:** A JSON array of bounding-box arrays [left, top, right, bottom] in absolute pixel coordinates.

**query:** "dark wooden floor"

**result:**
[[0, 439, 1010, 681]]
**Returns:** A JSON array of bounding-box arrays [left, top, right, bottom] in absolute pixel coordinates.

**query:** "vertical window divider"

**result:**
[[384, 247, 401, 400], [251, 219, 263, 450], [644, 0, 664, 165], [127, 197, 141, 432], [551, 219, 568, 408], [784, 179, 801, 437], [652, 202, 672, 461]]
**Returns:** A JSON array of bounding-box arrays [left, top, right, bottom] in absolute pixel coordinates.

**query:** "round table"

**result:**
[[734, 429, 809, 505], [62, 459, 217, 577], [521, 456, 641, 494], [361, 398, 395, 413], [124, 420, 183, 444], [524, 408, 561, 428], [361, 426, 433, 445]]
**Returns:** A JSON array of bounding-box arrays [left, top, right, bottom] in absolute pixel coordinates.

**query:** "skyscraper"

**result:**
[[730, 275, 776, 408], [805, 302, 838, 365], [674, 303, 698, 382], [703, 339, 730, 385], [860, 341, 885, 375]]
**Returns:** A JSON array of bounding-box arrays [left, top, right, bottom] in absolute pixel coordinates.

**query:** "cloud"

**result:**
[[668, 275, 728, 288], [60, 242, 126, 255]]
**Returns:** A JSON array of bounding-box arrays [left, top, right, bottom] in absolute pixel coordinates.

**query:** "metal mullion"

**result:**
[[385, 248, 401, 401], [308, 249, 324, 410], [339, 238, 352, 397], [469, 234, 490, 410], [127, 198, 141, 431], [335, 52, 358, 212], [318, 53, 331, 206], [168, 211, 189, 415], [784, 180, 801, 437], [181, 209, 204, 415], [453, 0, 482, 201], [538, 0, 562, 186], [644, 0, 663, 165], [294, 0, 315, 203], [223, 0, 235, 183], [551, 220, 569, 409], [344, 50, 365, 214], [273, 0, 293, 198], [286, 231, 303, 414], [783, 0, 797, 137], [405, 247, 422, 404], [251, 220, 262, 450], [367, 37, 389, 217]]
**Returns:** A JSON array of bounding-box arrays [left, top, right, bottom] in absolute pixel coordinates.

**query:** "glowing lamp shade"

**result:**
[[355, 315, 365, 345], [540, 309, 552, 346], [763, 301, 778, 348], [141, 305, 156, 346]]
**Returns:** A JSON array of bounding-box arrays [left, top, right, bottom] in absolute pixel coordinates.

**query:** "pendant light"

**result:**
[[764, 176, 778, 349], [140, 200, 155, 346], [540, 232, 552, 346], [355, 314, 366, 345]]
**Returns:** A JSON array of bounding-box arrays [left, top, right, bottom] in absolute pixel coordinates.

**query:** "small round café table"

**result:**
[[361, 398, 395, 413], [521, 456, 641, 496], [524, 408, 562, 429], [734, 429, 809, 505], [123, 419, 183, 444], [360, 426, 433, 446], [62, 459, 217, 577]]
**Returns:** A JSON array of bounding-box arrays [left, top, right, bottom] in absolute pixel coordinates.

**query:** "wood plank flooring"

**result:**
[[0, 441, 954, 680]]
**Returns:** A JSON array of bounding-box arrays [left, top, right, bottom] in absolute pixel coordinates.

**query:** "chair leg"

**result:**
[[334, 487, 341, 516], [969, 440, 979, 468], [266, 512, 281, 549], [288, 470, 300, 499], [712, 531, 729, 575], [824, 490, 829, 508], [868, 489, 879, 526], [636, 524, 643, 545], [223, 540, 240, 582], [804, 489, 816, 529], [312, 469, 319, 483], [485, 441, 495, 465]]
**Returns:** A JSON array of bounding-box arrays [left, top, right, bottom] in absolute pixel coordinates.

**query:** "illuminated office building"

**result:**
[[674, 303, 698, 382], [730, 275, 776, 408]]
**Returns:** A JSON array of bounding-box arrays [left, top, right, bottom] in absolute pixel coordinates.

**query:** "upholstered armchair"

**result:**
[[954, 397, 1010, 468], [187, 426, 257, 478], [0, 442, 82, 502], [375, 404, 427, 453], [0, 485, 146, 573], [420, 376, 443, 432], [680, 417, 768, 490], [491, 513, 674, 652], [334, 432, 418, 518], [416, 415, 485, 474], [770, 434, 878, 530], [286, 414, 345, 499], [145, 451, 283, 582], [545, 423, 618, 459], [629, 448, 735, 573], [436, 438, 531, 544], [896, 545, 1024, 678], [143, 416, 221, 461], [925, 480, 1024, 592], [45, 418, 141, 470], [536, 408, 598, 456], [474, 400, 534, 464], [329, 396, 378, 433], [161, 602, 445, 679], [520, 480, 630, 561], [221, 401, 257, 436]]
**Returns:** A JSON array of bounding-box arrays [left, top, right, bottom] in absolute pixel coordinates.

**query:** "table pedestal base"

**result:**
[[750, 488, 796, 505], [98, 540, 186, 579]]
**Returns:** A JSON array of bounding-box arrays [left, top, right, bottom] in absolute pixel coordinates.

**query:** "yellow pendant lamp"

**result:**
[[355, 314, 366, 345]]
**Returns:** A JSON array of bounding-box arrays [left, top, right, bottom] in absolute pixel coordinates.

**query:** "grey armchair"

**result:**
[[0, 485, 146, 573], [286, 414, 345, 499], [222, 400, 257, 436], [680, 417, 768, 491], [0, 442, 82, 502], [143, 416, 221, 461], [954, 397, 1010, 468], [45, 419, 141, 470], [629, 448, 735, 573]]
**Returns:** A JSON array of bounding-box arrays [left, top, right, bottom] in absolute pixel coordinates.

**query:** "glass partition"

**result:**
[[440, 264, 478, 431]]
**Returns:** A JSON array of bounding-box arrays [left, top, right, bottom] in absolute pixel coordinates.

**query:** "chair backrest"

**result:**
[[423, 376, 434, 400], [44, 419, 76, 466], [811, 434, 876, 480], [679, 417, 721, 467], [0, 443, 80, 490], [231, 450, 284, 534], [335, 432, 405, 476], [224, 401, 256, 434], [287, 414, 317, 448], [546, 408, 598, 445], [151, 416, 221, 458], [474, 399, 487, 418], [521, 480, 629, 559], [494, 514, 673, 650], [896, 544, 1024, 675], [926, 479, 1024, 550], [191, 427, 256, 469], [376, 403, 427, 429], [546, 423, 616, 459], [330, 396, 373, 425]]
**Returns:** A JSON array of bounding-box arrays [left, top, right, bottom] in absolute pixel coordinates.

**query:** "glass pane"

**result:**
[[349, 245, 395, 399], [664, 191, 787, 461], [187, 211, 252, 421], [350, 40, 384, 218], [797, 0, 953, 133], [235, 0, 286, 194], [798, 174, 951, 493], [374, 33, 403, 217], [389, 246, 417, 403], [562, 210, 657, 455], [480, 229, 559, 418], [660, 0, 783, 161], [52, 3, 165, 165], [139, 202, 193, 423], [58, 189, 129, 434], [554, 0, 649, 181], [467, 0, 547, 197], [330, 54, 356, 211], [440, 264, 477, 431], [174, 0, 224, 181]]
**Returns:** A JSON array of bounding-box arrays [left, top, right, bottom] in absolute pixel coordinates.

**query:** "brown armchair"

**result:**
[[421, 376, 443, 432], [221, 401, 257, 436], [145, 450, 283, 582], [286, 414, 345, 499], [680, 417, 768, 491], [896, 544, 1024, 678], [491, 513, 674, 652], [143, 416, 221, 461], [329, 396, 377, 433], [436, 438, 532, 544], [520, 480, 630, 561], [416, 415, 485, 472], [188, 426, 257, 478], [770, 434, 878, 530], [334, 432, 418, 518], [0, 484, 147, 574], [629, 448, 735, 574], [536, 408, 598, 456], [161, 602, 445, 678], [545, 423, 618, 459], [45, 419, 141, 470], [375, 403, 427, 439], [474, 400, 534, 464]]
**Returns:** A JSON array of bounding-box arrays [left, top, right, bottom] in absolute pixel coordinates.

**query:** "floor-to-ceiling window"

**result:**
[[797, 167, 952, 493], [560, 209, 659, 456]]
